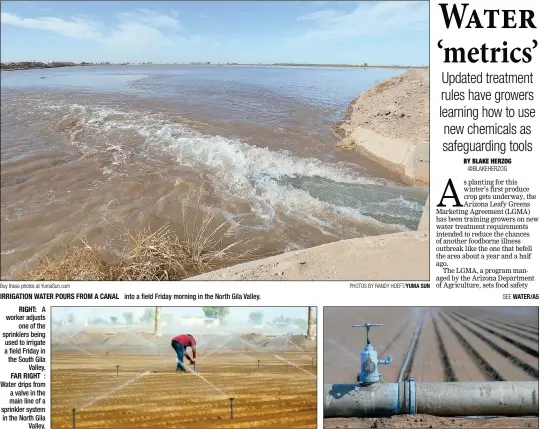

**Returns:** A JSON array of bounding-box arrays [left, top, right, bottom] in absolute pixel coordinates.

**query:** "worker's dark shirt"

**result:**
[[172, 334, 197, 358]]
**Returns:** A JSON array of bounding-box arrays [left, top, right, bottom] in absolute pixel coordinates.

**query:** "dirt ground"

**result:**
[[324, 307, 538, 428], [332, 69, 429, 142], [324, 414, 538, 428], [52, 349, 316, 428]]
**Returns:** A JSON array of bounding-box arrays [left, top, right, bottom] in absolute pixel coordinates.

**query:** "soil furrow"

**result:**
[[431, 310, 457, 382], [454, 316, 538, 371], [52, 349, 316, 428], [439, 312, 504, 381], [480, 318, 539, 343], [455, 312, 538, 358], [484, 317, 539, 336], [447, 312, 538, 379]]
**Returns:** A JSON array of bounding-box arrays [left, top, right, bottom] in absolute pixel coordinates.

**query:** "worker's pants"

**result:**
[[171, 340, 185, 371]]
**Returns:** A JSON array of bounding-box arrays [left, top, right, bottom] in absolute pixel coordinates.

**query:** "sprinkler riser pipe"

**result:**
[[324, 381, 538, 417], [72, 408, 76, 428]]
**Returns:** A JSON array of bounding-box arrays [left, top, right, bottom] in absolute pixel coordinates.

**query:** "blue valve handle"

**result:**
[[352, 323, 383, 345]]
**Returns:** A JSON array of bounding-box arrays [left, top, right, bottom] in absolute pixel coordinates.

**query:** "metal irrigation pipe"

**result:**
[[324, 380, 538, 418]]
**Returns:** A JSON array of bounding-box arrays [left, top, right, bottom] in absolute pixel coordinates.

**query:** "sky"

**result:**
[[52, 307, 314, 323], [0, 1, 428, 65]]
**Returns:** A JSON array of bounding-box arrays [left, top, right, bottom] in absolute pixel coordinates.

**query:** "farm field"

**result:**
[[324, 307, 539, 428], [51, 334, 316, 428]]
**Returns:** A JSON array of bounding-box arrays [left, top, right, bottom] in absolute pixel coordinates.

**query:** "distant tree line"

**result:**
[[0, 61, 119, 71], [1, 61, 78, 71]]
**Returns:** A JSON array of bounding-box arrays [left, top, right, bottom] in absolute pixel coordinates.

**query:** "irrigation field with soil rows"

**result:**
[[51, 334, 316, 428], [323, 307, 539, 428]]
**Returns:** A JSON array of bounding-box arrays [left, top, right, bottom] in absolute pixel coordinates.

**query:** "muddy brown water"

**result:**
[[1, 65, 427, 277]]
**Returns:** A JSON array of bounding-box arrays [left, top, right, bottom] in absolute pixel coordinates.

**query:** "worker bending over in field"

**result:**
[[171, 334, 196, 372]]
